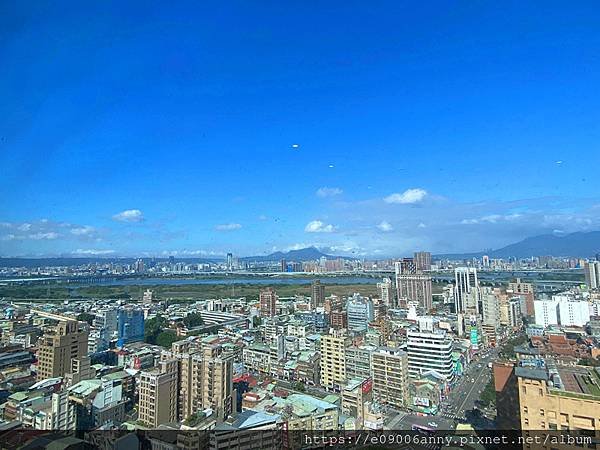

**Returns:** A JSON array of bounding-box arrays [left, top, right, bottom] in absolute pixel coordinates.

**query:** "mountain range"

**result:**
[[1, 231, 600, 267], [437, 231, 600, 259]]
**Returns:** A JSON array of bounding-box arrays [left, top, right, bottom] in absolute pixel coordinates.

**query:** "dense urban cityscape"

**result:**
[[0, 250, 600, 448]]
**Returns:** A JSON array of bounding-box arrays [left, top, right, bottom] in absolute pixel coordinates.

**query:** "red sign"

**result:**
[[362, 378, 373, 394]]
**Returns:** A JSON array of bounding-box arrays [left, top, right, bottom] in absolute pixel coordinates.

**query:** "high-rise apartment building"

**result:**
[[311, 280, 325, 309], [414, 251, 432, 271], [508, 298, 523, 329], [138, 358, 179, 427], [377, 277, 393, 309], [37, 321, 89, 380], [371, 347, 409, 409], [259, 288, 278, 317], [584, 261, 600, 290], [481, 288, 501, 329], [396, 274, 433, 311], [345, 345, 375, 381], [454, 267, 480, 314], [406, 330, 454, 380], [320, 329, 350, 391]]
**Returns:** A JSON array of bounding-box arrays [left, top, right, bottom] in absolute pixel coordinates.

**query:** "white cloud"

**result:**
[[215, 223, 242, 231], [73, 249, 115, 255], [112, 209, 144, 222], [305, 220, 336, 233], [316, 187, 343, 198], [18, 223, 32, 231], [418, 223, 427, 228], [461, 213, 523, 225], [161, 249, 224, 256], [384, 188, 428, 204], [258, 214, 269, 221], [28, 232, 59, 240], [377, 221, 394, 232], [70, 226, 96, 236]]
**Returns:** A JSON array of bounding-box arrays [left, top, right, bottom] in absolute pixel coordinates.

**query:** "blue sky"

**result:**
[[1, 1, 600, 257]]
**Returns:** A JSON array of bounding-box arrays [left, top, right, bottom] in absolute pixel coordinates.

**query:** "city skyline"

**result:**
[[2, 2, 600, 258]]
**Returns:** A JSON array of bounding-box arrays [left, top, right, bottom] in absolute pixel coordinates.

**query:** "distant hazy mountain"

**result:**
[[242, 246, 346, 262], [438, 231, 600, 259], [0, 256, 220, 268]]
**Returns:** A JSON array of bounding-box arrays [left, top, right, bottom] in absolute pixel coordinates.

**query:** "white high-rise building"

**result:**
[[508, 298, 523, 328], [557, 296, 590, 327], [454, 267, 480, 314], [534, 297, 560, 328], [377, 278, 393, 309], [406, 330, 454, 380], [584, 261, 600, 290]]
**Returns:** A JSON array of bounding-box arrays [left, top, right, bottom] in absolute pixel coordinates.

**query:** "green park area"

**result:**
[[0, 281, 385, 302]]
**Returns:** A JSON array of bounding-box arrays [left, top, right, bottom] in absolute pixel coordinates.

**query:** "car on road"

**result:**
[[428, 422, 438, 428]]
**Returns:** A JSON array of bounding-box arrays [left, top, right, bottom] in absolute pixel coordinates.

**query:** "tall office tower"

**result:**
[[454, 267, 480, 314], [117, 307, 145, 346], [377, 277, 393, 309], [259, 288, 278, 317], [311, 280, 326, 309], [481, 255, 490, 268], [280, 259, 287, 272], [37, 321, 88, 380], [346, 294, 374, 333], [508, 278, 535, 316], [413, 251, 432, 271], [226, 252, 233, 270], [138, 357, 178, 427], [320, 329, 350, 391], [371, 347, 410, 409], [406, 330, 454, 380], [396, 274, 433, 311], [584, 261, 600, 290]]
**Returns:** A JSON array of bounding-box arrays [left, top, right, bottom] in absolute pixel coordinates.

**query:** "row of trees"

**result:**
[[144, 313, 205, 349]]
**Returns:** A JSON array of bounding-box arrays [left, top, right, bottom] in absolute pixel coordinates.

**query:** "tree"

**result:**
[[76, 312, 95, 325], [144, 315, 168, 345], [183, 312, 204, 328], [294, 382, 306, 392], [579, 357, 600, 367], [479, 378, 496, 407], [156, 331, 179, 349]]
